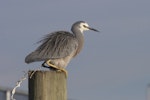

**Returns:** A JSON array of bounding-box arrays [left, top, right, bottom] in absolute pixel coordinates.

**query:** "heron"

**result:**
[[25, 21, 99, 77]]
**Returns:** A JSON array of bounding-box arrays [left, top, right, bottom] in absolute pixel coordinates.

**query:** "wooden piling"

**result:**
[[28, 70, 67, 100]]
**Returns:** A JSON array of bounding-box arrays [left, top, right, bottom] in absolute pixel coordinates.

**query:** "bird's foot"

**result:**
[[42, 60, 68, 78], [56, 69, 68, 78]]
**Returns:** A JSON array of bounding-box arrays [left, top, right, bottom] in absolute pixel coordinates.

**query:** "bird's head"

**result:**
[[71, 21, 99, 33]]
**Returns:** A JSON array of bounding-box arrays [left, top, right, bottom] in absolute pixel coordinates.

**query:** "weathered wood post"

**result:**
[[28, 70, 67, 100]]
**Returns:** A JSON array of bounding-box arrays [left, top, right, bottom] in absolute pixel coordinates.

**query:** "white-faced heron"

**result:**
[[25, 21, 99, 77]]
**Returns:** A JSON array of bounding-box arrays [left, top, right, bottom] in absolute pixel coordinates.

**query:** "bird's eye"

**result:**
[[83, 25, 87, 28]]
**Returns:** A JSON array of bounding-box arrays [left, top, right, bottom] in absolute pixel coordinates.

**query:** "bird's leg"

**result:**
[[42, 62, 50, 68], [42, 61, 58, 71], [46, 60, 68, 78]]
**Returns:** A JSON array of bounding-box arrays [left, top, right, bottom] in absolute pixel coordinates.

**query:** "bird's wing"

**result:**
[[36, 31, 78, 60]]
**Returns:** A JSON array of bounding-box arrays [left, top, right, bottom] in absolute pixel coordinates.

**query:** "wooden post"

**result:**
[[28, 70, 67, 100]]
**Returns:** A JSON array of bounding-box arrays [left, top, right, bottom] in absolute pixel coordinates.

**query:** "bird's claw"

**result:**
[[56, 69, 68, 78]]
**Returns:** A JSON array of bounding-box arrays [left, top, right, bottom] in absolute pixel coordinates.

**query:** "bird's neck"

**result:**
[[72, 29, 84, 56]]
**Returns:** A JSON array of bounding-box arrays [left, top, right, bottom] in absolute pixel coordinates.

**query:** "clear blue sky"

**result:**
[[0, 0, 150, 100]]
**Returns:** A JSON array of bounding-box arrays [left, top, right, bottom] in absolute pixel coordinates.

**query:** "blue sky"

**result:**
[[0, 0, 150, 100]]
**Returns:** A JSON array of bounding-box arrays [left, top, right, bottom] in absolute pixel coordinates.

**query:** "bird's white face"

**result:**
[[79, 22, 90, 33]]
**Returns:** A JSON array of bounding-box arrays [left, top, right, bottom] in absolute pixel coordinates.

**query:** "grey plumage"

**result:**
[[25, 31, 78, 63], [25, 21, 99, 68]]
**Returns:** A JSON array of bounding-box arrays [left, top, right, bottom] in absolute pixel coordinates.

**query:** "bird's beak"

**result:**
[[87, 27, 99, 32], [84, 25, 99, 32]]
